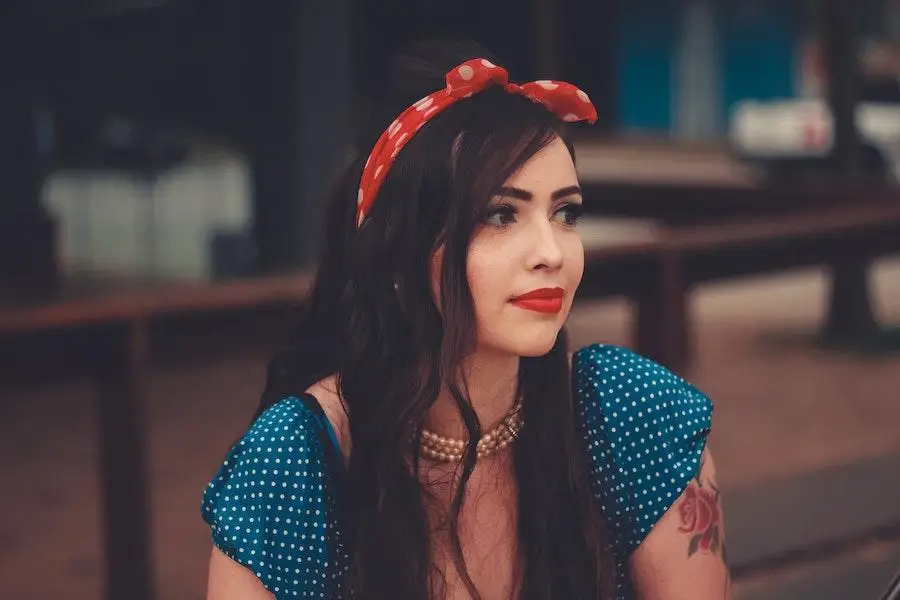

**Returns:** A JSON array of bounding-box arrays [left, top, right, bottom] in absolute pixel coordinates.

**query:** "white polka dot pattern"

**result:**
[[354, 57, 598, 228], [201, 396, 349, 599], [201, 346, 713, 600], [573, 344, 713, 599]]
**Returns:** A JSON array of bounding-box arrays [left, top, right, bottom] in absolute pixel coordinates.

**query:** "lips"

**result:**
[[510, 287, 565, 314]]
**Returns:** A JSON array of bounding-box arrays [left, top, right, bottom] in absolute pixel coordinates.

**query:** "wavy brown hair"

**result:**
[[259, 38, 614, 600]]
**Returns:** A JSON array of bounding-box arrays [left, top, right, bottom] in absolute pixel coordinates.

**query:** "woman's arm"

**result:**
[[629, 450, 731, 600], [207, 547, 274, 600]]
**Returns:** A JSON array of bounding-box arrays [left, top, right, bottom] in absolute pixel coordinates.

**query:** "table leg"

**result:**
[[95, 320, 155, 600], [634, 254, 691, 374]]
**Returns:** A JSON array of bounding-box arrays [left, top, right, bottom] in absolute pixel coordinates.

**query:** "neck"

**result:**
[[424, 349, 520, 440]]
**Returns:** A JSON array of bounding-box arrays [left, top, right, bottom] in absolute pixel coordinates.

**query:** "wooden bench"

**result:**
[[3, 197, 900, 599], [0, 272, 314, 600], [0, 242, 671, 599], [577, 199, 900, 373]]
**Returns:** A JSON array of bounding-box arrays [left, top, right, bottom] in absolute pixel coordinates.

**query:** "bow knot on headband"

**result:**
[[356, 58, 598, 228]]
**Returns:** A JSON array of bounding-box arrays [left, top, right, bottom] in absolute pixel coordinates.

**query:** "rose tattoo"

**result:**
[[678, 482, 724, 558]]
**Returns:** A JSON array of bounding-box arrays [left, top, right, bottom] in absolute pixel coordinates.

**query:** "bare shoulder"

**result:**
[[304, 374, 351, 457]]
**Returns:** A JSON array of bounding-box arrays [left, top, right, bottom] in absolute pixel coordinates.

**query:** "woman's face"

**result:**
[[465, 136, 585, 357]]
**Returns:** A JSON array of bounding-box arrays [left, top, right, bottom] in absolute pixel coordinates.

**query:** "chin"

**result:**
[[483, 326, 563, 358], [517, 342, 558, 357]]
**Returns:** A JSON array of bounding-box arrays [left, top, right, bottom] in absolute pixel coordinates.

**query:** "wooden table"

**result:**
[[0, 272, 314, 600], [574, 140, 897, 224], [574, 148, 900, 368], [4, 197, 900, 597], [577, 200, 900, 373]]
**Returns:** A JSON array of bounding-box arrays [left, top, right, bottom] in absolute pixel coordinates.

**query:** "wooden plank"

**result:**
[[634, 251, 691, 374], [665, 202, 900, 252], [577, 204, 900, 285], [578, 201, 900, 257], [4, 203, 895, 338], [95, 322, 155, 600], [142, 270, 314, 315], [0, 270, 314, 334], [3, 205, 899, 379], [576, 207, 900, 372]]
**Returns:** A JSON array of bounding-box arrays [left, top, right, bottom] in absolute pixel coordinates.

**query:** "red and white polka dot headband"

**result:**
[[355, 57, 598, 228]]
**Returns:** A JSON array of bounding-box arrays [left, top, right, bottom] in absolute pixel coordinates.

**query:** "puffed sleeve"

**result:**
[[573, 344, 713, 559], [201, 395, 349, 599]]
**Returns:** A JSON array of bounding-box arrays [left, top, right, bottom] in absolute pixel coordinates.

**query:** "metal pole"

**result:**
[[246, 0, 352, 272], [821, 0, 879, 341]]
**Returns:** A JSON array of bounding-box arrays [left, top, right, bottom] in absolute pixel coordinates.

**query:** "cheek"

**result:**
[[465, 243, 509, 310]]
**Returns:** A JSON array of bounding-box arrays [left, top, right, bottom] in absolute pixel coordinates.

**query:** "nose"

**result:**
[[527, 220, 564, 271]]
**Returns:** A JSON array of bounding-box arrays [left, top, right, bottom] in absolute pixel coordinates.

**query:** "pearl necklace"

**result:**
[[419, 404, 524, 462]]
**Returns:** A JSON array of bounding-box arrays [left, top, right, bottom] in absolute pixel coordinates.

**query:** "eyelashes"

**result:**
[[559, 202, 584, 226], [483, 204, 517, 227], [482, 202, 583, 228]]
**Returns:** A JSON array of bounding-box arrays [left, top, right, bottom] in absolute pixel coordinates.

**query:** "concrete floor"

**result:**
[[2, 258, 900, 600]]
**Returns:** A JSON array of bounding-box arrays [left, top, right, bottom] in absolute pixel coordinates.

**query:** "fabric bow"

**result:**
[[356, 58, 598, 228]]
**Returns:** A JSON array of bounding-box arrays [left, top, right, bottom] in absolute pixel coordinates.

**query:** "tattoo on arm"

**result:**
[[679, 452, 731, 597], [678, 455, 726, 561]]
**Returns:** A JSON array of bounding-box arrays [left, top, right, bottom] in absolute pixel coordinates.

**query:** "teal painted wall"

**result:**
[[616, 1, 678, 131], [616, 0, 803, 135], [718, 1, 798, 124]]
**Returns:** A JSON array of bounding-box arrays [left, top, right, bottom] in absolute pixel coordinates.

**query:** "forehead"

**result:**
[[502, 137, 578, 192]]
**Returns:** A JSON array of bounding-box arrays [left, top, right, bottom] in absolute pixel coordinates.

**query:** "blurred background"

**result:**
[[2, 0, 900, 599]]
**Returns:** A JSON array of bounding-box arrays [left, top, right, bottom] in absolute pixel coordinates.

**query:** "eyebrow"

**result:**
[[495, 185, 583, 201]]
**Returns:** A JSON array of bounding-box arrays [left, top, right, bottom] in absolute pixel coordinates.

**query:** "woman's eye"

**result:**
[[484, 205, 517, 227], [554, 203, 584, 226]]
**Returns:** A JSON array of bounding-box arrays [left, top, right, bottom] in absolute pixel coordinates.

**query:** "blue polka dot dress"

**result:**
[[572, 345, 713, 598], [201, 395, 350, 598], [201, 344, 713, 599]]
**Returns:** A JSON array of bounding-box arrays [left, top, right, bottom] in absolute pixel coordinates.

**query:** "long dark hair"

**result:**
[[259, 38, 614, 600]]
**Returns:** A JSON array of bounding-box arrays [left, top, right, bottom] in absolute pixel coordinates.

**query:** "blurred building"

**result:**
[[617, 0, 900, 140], [5, 0, 900, 286]]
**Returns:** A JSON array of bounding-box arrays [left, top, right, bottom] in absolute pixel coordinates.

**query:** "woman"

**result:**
[[202, 39, 729, 600]]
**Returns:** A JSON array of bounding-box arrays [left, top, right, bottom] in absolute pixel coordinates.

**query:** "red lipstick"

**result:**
[[510, 287, 565, 314]]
